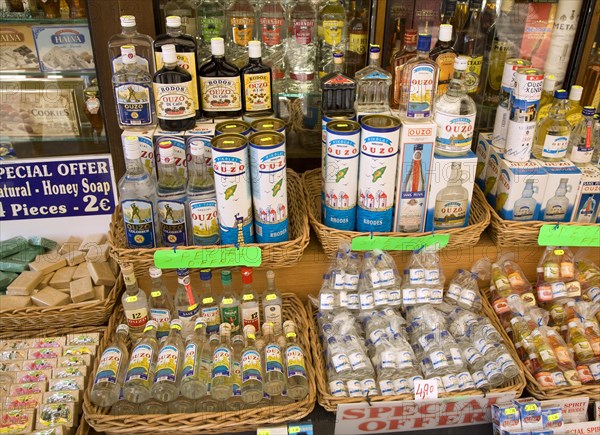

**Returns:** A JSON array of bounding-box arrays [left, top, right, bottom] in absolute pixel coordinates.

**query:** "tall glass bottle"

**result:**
[[164, 0, 198, 38], [399, 34, 439, 120], [199, 269, 222, 335], [227, 334, 245, 410], [174, 268, 201, 338], [123, 320, 159, 403], [152, 44, 196, 131], [259, 0, 287, 80], [568, 106, 597, 166], [345, 0, 368, 77], [285, 0, 317, 86], [581, 44, 600, 108], [450, 0, 469, 36], [433, 162, 468, 229], [454, 6, 485, 97], [108, 15, 155, 74], [121, 263, 149, 340], [91, 324, 129, 407], [118, 136, 159, 249], [152, 319, 185, 402], [241, 41, 274, 119], [262, 270, 283, 336], [537, 75, 558, 122], [181, 318, 211, 399], [317, 0, 346, 77], [187, 142, 219, 246], [354, 45, 392, 115], [225, 0, 256, 67], [566, 85, 584, 127], [429, 24, 457, 95], [262, 322, 286, 396], [219, 270, 241, 334], [198, 38, 243, 119], [434, 56, 477, 156], [157, 141, 188, 247], [154, 15, 200, 118], [196, 0, 225, 63], [240, 267, 261, 334], [241, 325, 263, 404], [320, 52, 357, 117], [533, 90, 572, 162], [148, 266, 176, 341], [282, 320, 309, 400], [211, 323, 234, 401], [391, 29, 417, 110], [387, 17, 406, 70]]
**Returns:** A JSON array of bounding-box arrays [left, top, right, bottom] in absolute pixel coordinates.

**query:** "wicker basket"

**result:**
[[83, 293, 316, 434], [307, 291, 526, 412], [301, 169, 491, 258], [0, 274, 123, 334], [109, 169, 310, 274]]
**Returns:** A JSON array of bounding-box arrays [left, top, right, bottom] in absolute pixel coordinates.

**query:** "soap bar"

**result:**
[[43, 389, 80, 405], [36, 401, 77, 430], [0, 409, 34, 434], [62, 250, 85, 267], [71, 262, 89, 281], [6, 245, 45, 263], [0, 237, 28, 258], [66, 332, 99, 346], [0, 259, 29, 273], [93, 285, 109, 301], [86, 262, 116, 287], [36, 273, 54, 290], [7, 271, 44, 295], [31, 287, 70, 307], [58, 236, 82, 255], [29, 256, 67, 274], [28, 237, 57, 251], [49, 267, 77, 289], [69, 277, 94, 303], [0, 295, 32, 310], [78, 234, 106, 252], [85, 243, 110, 262], [4, 392, 43, 410], [0, 271, 18, 288], [57, 355, 90, 368], [49, 376, 85, 392]]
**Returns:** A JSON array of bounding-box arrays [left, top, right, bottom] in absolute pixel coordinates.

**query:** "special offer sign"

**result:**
[[335, 393, 515, 434]]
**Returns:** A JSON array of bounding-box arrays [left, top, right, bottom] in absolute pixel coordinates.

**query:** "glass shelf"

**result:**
[[0, 16, 88, 25], [3, 134, 109, 159], [0, 70, 97, 78]]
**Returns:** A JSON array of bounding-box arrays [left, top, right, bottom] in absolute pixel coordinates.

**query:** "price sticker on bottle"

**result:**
[[151, 291, 161, 297], [413, 379, 438, 401], [125, 296, 137, 303]]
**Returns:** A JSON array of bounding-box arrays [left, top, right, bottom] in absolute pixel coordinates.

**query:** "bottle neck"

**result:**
[[333, 62, 343, 73], [163, 60, 179, 70], [248, 56, 262, 65], [220, 332, 231, 345], [150, 276, 164, 291], [242, 282, 253, 295], [158, 158, 180, 179], [124, 156, 146, 175], [369, 55, 379, 66], [122, 25, 137, 35], [201, 278, 213, 295], [167, 25, 183, 37], [125, 277, 139, 294], [143, 327, 156, 339], [286, 333, 298, 345], [212, 54, 224, 62], [447, 68, 467, 96], [116, 330, 128, 344], [266, 277, 276, 292], [188, 155, 209, 177], [195, 327, 206, 343]]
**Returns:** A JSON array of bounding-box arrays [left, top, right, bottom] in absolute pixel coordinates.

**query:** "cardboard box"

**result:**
[[475, 132, 493, 190], [483, 146, 504, 207], [32, 26, 94, 72], [492, 404, 522, 435], [185, 122, 216, 173], [536, 159, 582, 222], [571, 165, 600, 223], [393, 120, 435, 233], [0, 25, 39, 71], [541, 406, 563, 430], [121, 128, 157, 180], [425, 151, 477, 232], [153, 128, 187, 179], [514, 398, 542, 430]]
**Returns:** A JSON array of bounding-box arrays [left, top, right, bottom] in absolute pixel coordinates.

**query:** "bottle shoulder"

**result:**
[[153, 66, 193, 82], [154, 35, 197, 52], [199, 59, 241, 77]]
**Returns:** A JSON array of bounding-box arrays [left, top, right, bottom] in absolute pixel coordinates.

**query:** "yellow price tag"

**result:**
[[525, 404, 538, 411], [554, 249, 565, 255], [548, 413, 559, 422], [504, 408, 516, 415], [265, 294, 276, 301], [188, 303, 198, 311], [223, 298, 233, 304], [151, 291, 161, 297], [243, 294, 254, 301], [286, 332, 297, 338], [202, 297, 213, 304], [125, 296, 137, 303], [289, 426, 300, 433], [258, 431, 270, 435]]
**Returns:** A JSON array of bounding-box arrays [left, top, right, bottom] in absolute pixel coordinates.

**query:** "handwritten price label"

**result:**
[[351, 234, 450, 251], [538, 225, 600, 247], [413, 379, 438, 401]]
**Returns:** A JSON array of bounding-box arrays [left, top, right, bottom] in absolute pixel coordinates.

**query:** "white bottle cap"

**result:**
[[171, 319, 183, 329], [149, 266, 162, 278], [211, 37, 225, 56], [190, 143, 203, 156], [120, 15, 136, 27], [116, 324, 129, 334], [166, 15, 182, 28], [159, 141, 175, 160], [439, 24, 453, 42], [543, 75, 557, 92], [569, 85, 583, 101], [121, 45, 136, 64], [123, 136, 141, 159], [248, 40, 261, 58], [161, 44, 177, 64], [454, 56, 468, 70]]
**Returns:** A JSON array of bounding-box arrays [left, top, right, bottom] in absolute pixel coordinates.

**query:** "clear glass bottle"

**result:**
[[241, 41, 274, 119], [240, 267, 261, 334], [262, 322, 286, 396], [91, 324, 129, 407], [152, 319, 184, 402], [433, 162, 468, 229], [108, 15, 155, 74], [241, 325, 263, 404], [533, 89, 573, 162], [118, 136, 159, 249], [220, 270, 241, 334], [262, 270, 283, 336], [536, 74, 558, 123], [164, 0, 198, 38], [512, 179, 537, 221], [453, 6, 485, 96], [317, 0, 346, 77], [345, 0, 368, 77], [199, 269, 222, 335], [391, 29, 418, 111], [174, 268, 201, 338], [148, 266, 176, 341], [157, 140, 188, 247], [568, 106, 597, 166], [121, 263, 149, 340], [123, 320, 159, 403], [285, 0, 317, 86], [430, 24, 457, 96], [320, 52, 357, 117], [226, 334, 245, 410], [112, 45, 156, 130], [259, 0, 287, 80], [282, 320, 309, 400], [187, 142, 219, 246], [225, 0, 256, 67], [581, 44, 600, 108], [450, 0, 469, 36], [566, 85, 584, 127], [399, 34, 439, 120], [354, 45, 392, 115], [543, 178, 570, 222], [196, 0, 225, 62], [211, 323, 234, 401], [181, 318, 210, 399], [434, 56, 477, 156]]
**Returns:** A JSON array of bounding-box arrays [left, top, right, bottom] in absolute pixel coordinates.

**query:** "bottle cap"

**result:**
[[404, 29, 418, 45], [333, 51, 344, 64], [569, 85, 583, 101], [116, 324, 129, 334], [177, 268, 189, 277], [554, 89, 568, 100], [241, 267, 253, 284], [582, 106, 595, 116], [266, 270, 274, 280], [145, 320, 158, 330], [200, 269, 212, 280], [221, 269, 232, 285], [161, 44, 177, 64], [416, 34, 431, 52], [195, 317, 207, 329], [170, 319, 183, 330], [123, 136, 141, 159], [454, 56, 468, 70], [369, 45, 381, 59], [543, 75, 557, 92], [120, 45, 136, 64], [158, 140, 174, 159], [149, 266, 162, 278], [248, 40, 261, 58], [120, 15, 136, 27], [166, 15, 182, 28], [211, 37, 225, 56], [220, 322, 232, 334], [438, 24, 453, 42]]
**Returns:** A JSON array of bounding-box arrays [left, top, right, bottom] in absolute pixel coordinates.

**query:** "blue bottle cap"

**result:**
[[583, 106, 596, 116], [417, 34, 432, 51], [333, 51, 344, 60], [200, 269, 212, 280], [177, 268, 189, 277], [554, 89, 568, 99], [369, 45, 381, 54]]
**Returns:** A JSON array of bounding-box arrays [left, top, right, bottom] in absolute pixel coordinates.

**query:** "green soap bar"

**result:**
[[0, 237, 28, 258], [6, 245, 44, 263], [0, 271, 18, 288], [28, 236, 57, 251], [0, 259, 29, 273]]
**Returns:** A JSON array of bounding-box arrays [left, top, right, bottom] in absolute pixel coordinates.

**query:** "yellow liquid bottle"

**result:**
[[565, 85, 584, 127], [536, 75, 557, 123], [567, 321, 594, 362], [531, 330, 557, 371]]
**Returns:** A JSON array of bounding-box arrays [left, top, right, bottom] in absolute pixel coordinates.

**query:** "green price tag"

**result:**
[[538, 225, 600, 247], [154, 247, 262, 269], [351, 234, 450, 251]]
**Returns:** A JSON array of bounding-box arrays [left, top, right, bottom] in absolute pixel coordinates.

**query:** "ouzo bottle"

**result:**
[[121, 263, 149, 341], [199, 269, 221, 335], [148, 266, 176, 341], [123, 320, 159, 403], [226, 334, 245, 411], [241, 325, 263, 404], [91, 324, 129, 407], [157, 141, 188, 247], [240, 267, 260, 334], [262, 270, 283, 336], [152, 319, 185, 402], [219, 270, 241, 334], [262, 322, 286, 396], [282, 320, 309, 400], [211, 323, 233, 401], [174, 268, 200, 338], [181, 318, 211, 399]]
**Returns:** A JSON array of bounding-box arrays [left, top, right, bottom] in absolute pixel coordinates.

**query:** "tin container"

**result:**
[[248, 131, 289, 243], [356, 115, 401, 232], [215, 120, 252, 137], [210, 134, 255, 245], [505, 67, 544, 162], [323, 120, 361, 230], [250, 118, 286, 137]]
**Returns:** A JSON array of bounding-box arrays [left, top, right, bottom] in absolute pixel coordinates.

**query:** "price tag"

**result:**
[[351, 234, 450, 251], [538, 225, 600, 247], [154, 246, 262, 269], [548, 413, 560, 422], [554, 249, 564, 255], [188, 304, 197, 311], [125, 296, 137, 303], [413, 379, 438, 401], [202, 297, 213, 304], [243, 294, 254, 301], [265, 294, 276, 301], [151, 291, 161, 297], [504, 408, 516, 415], [222, 298, 233, 305]]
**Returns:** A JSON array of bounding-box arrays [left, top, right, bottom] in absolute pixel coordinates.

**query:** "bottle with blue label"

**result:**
[[90, 324, 129, 407], [151, 319, 184, 403], [354, 45, 392, 116], [119, 136, 159, 249], [157, 141, 188, 247], [262, 322, 286, 396], [112, 45, 156, 130]]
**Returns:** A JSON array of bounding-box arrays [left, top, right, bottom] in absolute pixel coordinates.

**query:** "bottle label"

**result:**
[[201, 17, 223, 43], [435, 111, 475, 151], [232, 361, 241, 396], [125, 344, 153, 382], [93, 347, 122, 385], [514, 203, 535, 220], [286, 345, 307, 379], [155, 51, 199, 110], [347, 293, 359, 310], [373, 289, 388, 306], [231, 17, 254, 46], [403, 287, 416, 305], [242, 349, 262, 382], [201, 305, 221, 334], [260, 17, 284, 46], [348, 351, 367, 370], [359, 292, 374, 310], [570, 139, 593, 163], [397, 351, 413, 369], [409, 268, 425, 285], [150, 308, 171, 339], [435, 52, 456, 94], [347, 379, 362, 397], [430, 351, 448, 370], [155, 345, 179, 383], [122, 199, 156, 249], [293, 19, 314, 44], [189, 198, 219, 246], [329, 379, 347, 397], [381, 350, 396, 369], [541, 134, 569, 158], [221, 305, 240, 330], [407, 65, 435, 118], [379, 379, 394, 395], [86, 96, 100, 114], [263, 304, 282, 333], [434, 198, 468, 228], [320, 292, 334, 310], [265, 344, 284, 373], [212, 346, 231, 378], [182, 343, 196, 379], [344, 273, 359, 290], [393, 378, 409, 394], [178, 304, 200, 327], [348, 32, 367, 55], [241, 304, 260, 332], [361, 378, 378, 396], [125, 307, 148, 329], [158, 199, 187, 246], [465, 55, 483, 93], [483, 361, 501, 378], [332, 353, 351, 373], [153, 81, 195, 120], [243, 72, 272, 112], [323, 20, 344, 45], [115, 82, 154, 126], [199, 76, 242, 112]]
